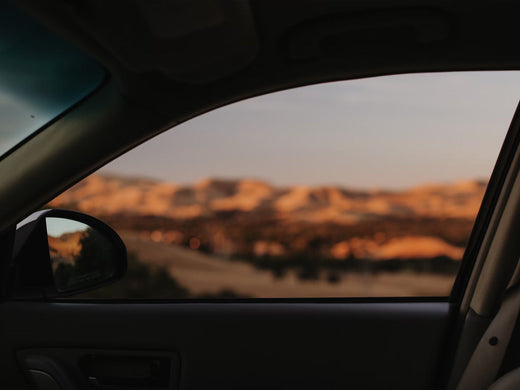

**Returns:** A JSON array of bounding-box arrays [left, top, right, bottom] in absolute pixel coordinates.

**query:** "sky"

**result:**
[[46, 217, 88, 237], [102, 71, 520, 189]]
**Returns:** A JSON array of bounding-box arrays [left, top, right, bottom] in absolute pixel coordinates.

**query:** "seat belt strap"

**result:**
[[457, 284, 520, 390]]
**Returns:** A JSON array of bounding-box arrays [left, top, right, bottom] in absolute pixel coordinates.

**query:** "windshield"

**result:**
[[0, 1, 105, 158]]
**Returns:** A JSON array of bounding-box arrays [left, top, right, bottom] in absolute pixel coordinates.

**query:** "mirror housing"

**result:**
[[10, 209, 127, 299]]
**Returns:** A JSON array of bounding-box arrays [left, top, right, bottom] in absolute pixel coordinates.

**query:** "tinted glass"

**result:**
[[0, 2, 105, 158]]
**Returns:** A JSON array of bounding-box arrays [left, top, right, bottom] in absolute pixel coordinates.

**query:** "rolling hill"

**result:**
[[50, 174, 486, 224]]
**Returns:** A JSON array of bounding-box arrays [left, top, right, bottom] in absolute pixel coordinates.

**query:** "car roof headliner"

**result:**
[[16, 0, 520, 117]]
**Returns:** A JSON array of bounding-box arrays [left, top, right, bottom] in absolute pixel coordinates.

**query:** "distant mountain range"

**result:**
[[50, 174, 487, 224], [47, 174, 490, 262]]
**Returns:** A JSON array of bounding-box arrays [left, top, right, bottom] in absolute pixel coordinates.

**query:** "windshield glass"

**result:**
[[0, 1, 105, 158]]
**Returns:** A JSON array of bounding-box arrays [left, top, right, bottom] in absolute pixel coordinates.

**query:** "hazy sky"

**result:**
[[103, 71, 520, 189], [46, 218, 88, 237]]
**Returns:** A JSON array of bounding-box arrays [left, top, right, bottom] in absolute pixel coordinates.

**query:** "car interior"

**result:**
[[4, 1, 520, 389]]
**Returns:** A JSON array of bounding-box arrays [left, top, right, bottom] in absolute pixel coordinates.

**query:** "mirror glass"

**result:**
[[46, 217, 117, 292]]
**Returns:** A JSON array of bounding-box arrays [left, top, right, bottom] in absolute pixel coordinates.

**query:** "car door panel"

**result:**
[[2, 301, 450, 389]]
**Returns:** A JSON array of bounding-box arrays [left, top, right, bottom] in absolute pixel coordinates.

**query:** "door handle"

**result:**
[[81, 355, 171, 388], [18, 348, 179, 390]]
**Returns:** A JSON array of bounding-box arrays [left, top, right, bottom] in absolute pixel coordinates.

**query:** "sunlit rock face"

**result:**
[[51, 174, 486, 223], [49, 174, 486, 262]]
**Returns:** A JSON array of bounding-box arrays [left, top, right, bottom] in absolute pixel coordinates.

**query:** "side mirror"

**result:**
[[10, 209, 127, 299]]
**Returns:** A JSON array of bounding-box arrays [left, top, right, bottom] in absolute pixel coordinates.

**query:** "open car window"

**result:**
[[50, 71, 520, 299]]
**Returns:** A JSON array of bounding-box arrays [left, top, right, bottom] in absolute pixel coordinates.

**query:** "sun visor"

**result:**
[[73, 0, 258, 84]]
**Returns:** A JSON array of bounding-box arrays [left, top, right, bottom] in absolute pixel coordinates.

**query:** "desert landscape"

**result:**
[[49, 174, 487, 298], [48, 231, 83, 263]]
